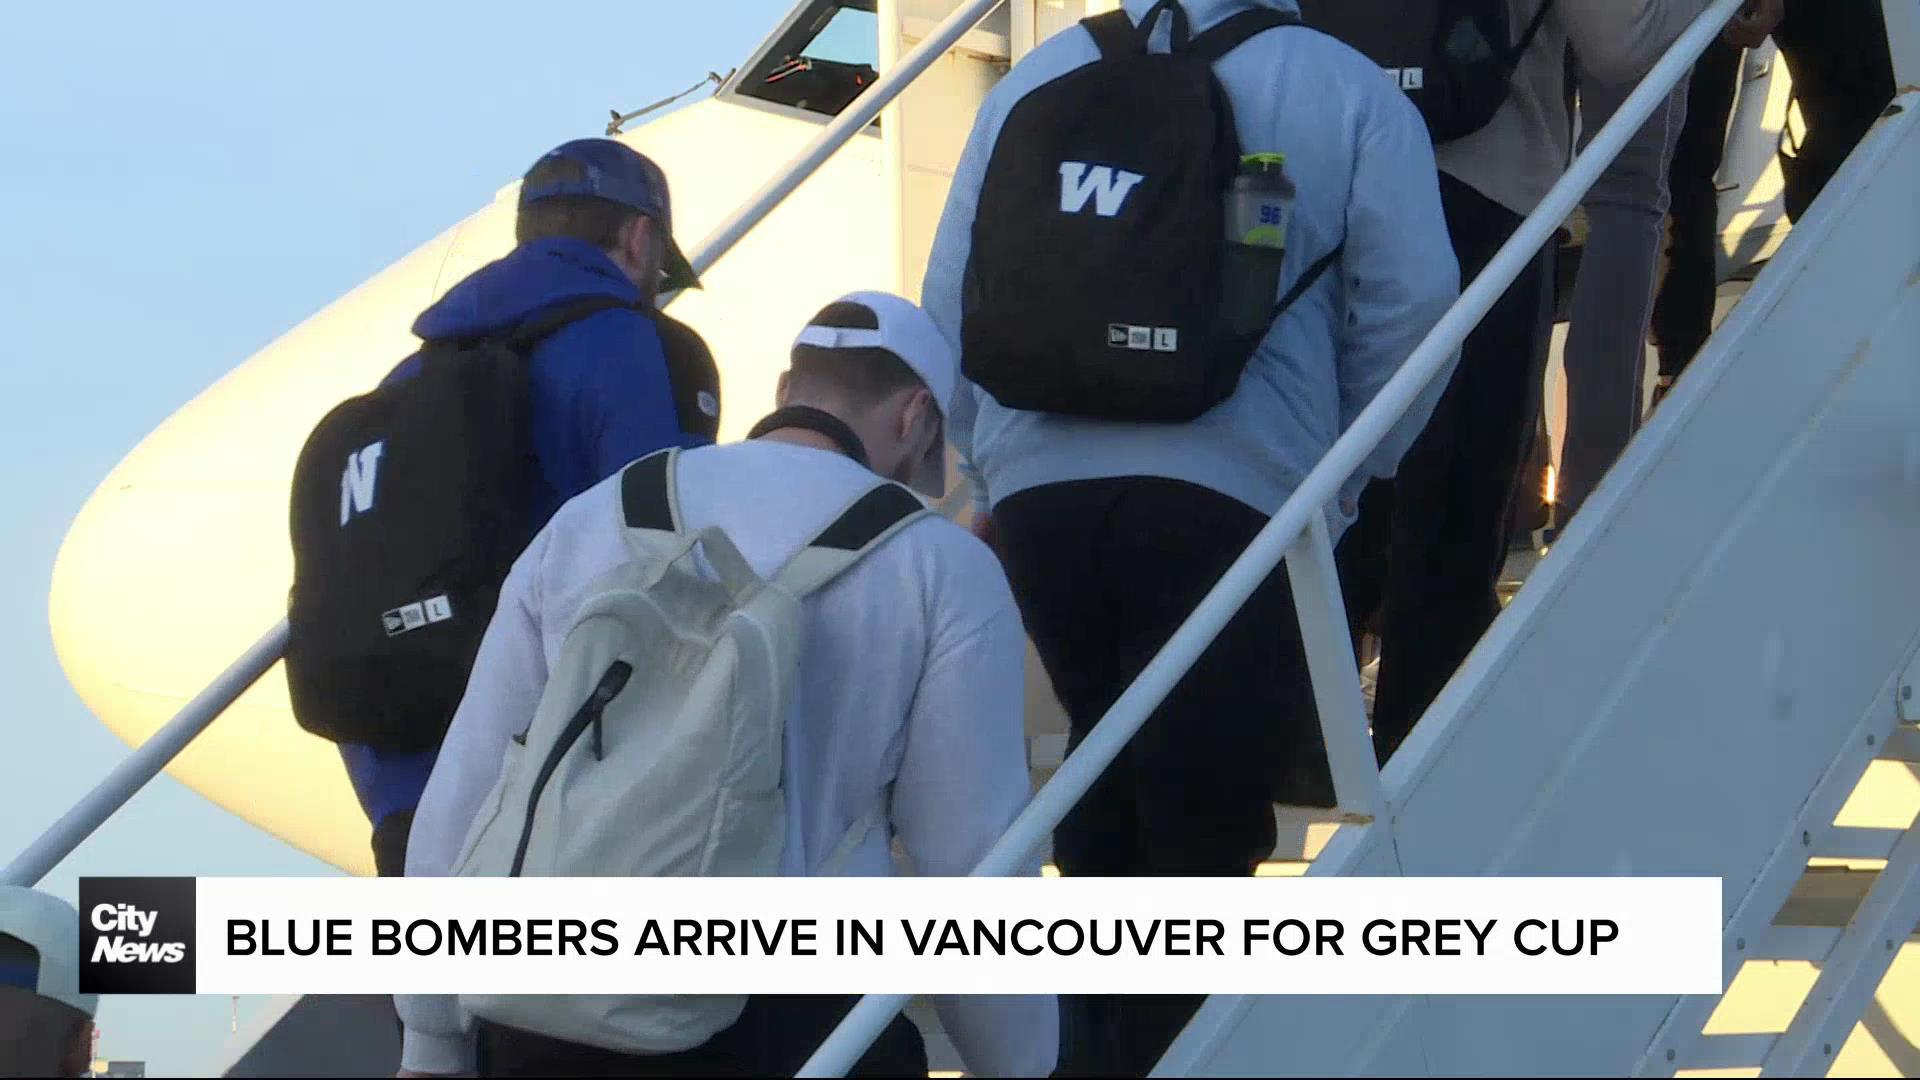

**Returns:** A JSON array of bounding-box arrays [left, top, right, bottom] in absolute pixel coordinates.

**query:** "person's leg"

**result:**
[[1371, 174, 1556, 762], [371, 809, 413, 878], [1075, 479, 1322, 1074], [749, 995, 928, 1078], [1653, 40, 1743, 385], [339, 743, 437, 876], [1104, 480, 1320, 878], [1773, 0, 1897, 223], [1558, 74, 1690, 521], [1334, 478, 1393, 656], [994, 480, 1139, 1079]]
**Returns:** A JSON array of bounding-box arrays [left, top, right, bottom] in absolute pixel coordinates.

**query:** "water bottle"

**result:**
[[1223, 152, 1296, 339]]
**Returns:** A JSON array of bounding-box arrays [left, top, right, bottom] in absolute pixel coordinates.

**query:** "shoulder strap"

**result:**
[[504, 295, 644, 352], [620, 449, 681, 534], [1188, 8, 1300, 65], [1266, 242, 1344, 326], [1507, 0, 1556, 67], [775, 482, 928, 599], [1082, 9, 1142, 58]]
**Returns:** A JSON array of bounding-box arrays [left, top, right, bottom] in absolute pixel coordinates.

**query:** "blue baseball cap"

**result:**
[[520, 138, 701, 291]]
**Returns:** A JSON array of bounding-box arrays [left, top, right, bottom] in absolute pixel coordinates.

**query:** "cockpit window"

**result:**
[[736, 1, 881, 120]]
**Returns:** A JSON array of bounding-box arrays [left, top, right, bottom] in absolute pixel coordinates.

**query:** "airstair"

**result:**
[[9, 0, 1920, 1076]]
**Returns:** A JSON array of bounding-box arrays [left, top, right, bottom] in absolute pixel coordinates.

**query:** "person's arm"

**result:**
[[1559, 0, 1708, 87], [580, 312, 716, 483], [1335, 85, 1462, 507], [923, 87, 1005, 523], [889, 538, 1058, 1077], [395, 533, 552, 1076]]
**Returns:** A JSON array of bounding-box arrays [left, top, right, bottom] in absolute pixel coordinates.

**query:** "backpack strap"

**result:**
[[1266, 242, 1345, 326], [1082, 8, 1142, 58], [1140, 0, 1193, 51], [620, 449, 682, 534], [774, 482, 929, 600], [1188, 8, 1301, 65], [503, 295, 645, 352], [1507, 0, 1557, 67]]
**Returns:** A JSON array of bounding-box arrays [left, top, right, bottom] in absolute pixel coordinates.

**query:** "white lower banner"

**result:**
[[195, 876, 1721, 996]]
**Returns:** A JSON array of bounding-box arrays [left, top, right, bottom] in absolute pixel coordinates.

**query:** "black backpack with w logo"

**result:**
[[285, 297, 632, 752], [1296, 0, 1556, 145], [961, 1, 1307, 423]]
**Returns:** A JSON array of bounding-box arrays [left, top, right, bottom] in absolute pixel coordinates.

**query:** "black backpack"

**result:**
[[962, 0, 1328, 423], [1296, 0, 1556, 145], [284, 296, 633, 752]]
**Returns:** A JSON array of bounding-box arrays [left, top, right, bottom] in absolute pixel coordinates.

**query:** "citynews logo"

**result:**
[[79, 878, 196, 994]]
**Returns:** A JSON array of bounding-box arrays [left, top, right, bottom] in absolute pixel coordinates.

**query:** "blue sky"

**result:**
[[0, 1, 791, 1072]]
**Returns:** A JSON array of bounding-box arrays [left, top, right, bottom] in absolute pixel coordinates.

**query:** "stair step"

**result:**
[[1817, 827, 1905, 862], [1676, 1031, 1778, 1070], [1877, 725, 1920, 763], [1753, 926, 1842, 963]]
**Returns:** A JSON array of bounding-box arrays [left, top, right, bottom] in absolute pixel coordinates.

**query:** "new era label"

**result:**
[[1107, 325, 1181, 353], [384, 595, 452, 637]]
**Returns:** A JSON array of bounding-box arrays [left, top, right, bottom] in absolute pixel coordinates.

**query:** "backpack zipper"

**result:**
[[508, 660, 634, 877]]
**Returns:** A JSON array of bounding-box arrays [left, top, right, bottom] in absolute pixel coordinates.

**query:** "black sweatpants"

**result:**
[[1655, 3, 1895, 380], [478, 996, 927, 1078], [995, 477, 1329, 1077], [1652, 38, 1745, 379], [1350, 172, 1557, 763], [1773, 1, 1896, 224]]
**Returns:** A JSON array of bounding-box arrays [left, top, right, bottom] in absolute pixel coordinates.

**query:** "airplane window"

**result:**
[[738, 2, 883, 121]]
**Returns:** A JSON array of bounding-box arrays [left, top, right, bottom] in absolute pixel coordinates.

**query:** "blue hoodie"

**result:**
[[343, 236, 720, 835], [396, 236, 720, 525], [924, 0, 1460, 530]]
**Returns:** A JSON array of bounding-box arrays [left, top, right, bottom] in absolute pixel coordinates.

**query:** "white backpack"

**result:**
[[450, 448, 929, 1054]]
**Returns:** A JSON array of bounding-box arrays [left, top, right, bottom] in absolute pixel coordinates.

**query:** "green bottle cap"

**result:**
[[1241, 152, 1288, 170]]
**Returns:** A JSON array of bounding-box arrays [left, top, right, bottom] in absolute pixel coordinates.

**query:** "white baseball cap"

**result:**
[[792, 290, 958, 497], [0, 886, 97, 1017]]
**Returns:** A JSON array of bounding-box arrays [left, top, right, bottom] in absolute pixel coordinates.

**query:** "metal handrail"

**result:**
[[3, 0, 1011, 890], [797, 0, 1752, 1073]]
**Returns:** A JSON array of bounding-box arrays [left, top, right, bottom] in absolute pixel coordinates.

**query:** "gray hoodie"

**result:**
[[1436, 0, 1707, 215]]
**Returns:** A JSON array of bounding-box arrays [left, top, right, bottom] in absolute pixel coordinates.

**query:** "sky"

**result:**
[[0, 1, 792, 1072]]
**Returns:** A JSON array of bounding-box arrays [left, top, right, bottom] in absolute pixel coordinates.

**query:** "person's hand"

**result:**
[[1722, 0, 1784, 48]]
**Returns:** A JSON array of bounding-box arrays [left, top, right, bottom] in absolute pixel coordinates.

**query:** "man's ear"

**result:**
[[775, 370, 792, 408], [899, 387, 935, 443], [623, 215, 656, 268]]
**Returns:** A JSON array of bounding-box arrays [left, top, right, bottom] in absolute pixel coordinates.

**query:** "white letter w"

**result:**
[[340, 441, 384, 525], [1059, 162, 1145, 217]]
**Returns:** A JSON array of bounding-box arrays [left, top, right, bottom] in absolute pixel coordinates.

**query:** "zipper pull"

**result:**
[[586, 661, 634, 762]]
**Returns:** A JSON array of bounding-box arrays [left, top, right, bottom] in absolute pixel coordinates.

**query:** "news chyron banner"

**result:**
[[79, 876, 1722, 996]]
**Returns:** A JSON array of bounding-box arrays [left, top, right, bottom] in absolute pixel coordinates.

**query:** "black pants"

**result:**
[[996, 477, 1328, 1076], [1773, 1, 1896, 224], [1655, 3, 1895, 379], [1652, 38, 1745, 379], [372, 810, 413, 878], [478, 996, 927, 1078], [1344, 172, 1557, 762]]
